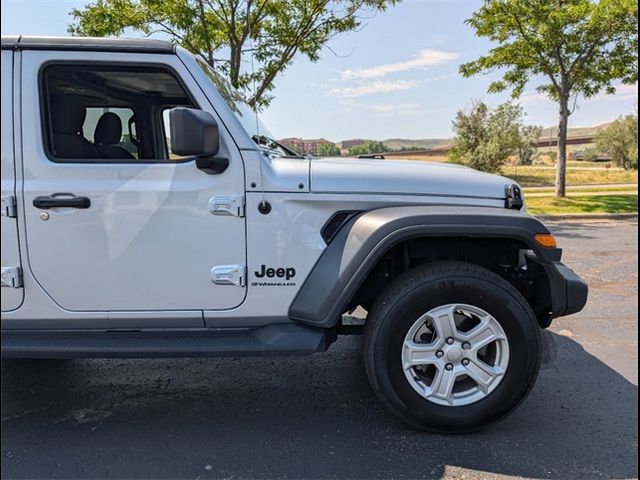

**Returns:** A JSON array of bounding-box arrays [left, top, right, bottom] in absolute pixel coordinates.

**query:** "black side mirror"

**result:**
[[169, 107, 228, 174]]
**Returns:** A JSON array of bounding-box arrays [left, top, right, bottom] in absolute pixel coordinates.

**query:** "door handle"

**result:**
[[33, 194, 91, 210]]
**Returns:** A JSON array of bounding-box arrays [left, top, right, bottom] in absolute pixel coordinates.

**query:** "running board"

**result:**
[[1, 324, 332, 359]]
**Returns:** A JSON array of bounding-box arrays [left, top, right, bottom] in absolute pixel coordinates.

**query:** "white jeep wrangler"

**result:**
[[1, 36, 587, 432]]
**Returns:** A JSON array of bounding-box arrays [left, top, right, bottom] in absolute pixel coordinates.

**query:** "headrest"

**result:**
[[94, 112, 123, 146], [51, 95, 86, 135]]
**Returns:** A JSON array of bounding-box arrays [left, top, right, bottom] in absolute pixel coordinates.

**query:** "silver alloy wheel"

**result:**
[[401, 303, 510, 406]]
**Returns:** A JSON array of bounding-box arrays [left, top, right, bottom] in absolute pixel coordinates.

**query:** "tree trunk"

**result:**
[[555, 94, 570, 197], [229, 42, 242, 89]]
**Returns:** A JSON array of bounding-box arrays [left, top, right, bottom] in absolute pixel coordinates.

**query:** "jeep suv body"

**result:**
[[0, 36, 587, 431]]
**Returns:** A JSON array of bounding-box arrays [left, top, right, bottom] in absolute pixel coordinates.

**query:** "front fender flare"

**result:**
[[288, 206, 562, 328]]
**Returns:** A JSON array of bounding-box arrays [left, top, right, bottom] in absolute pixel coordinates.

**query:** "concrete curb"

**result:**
[[535, 213, 638, 221]]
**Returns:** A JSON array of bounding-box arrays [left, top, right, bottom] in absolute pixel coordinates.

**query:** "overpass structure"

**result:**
[[380, 134, 596, 159]]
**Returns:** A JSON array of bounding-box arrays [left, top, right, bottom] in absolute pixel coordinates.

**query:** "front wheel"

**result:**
[[363, 261, 541, 432]]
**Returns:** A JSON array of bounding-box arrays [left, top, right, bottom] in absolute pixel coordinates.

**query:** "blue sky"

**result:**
[[2, 0, 637, 141]]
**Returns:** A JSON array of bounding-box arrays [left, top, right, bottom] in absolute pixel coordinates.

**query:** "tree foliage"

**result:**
[[69, 0, 399, 109], [317, 142, 341, 156], [580, 146, 600, 162], [460, 0, 638, 195], [348, 140, 387, 156], [450, 101, 524, 174], [596, 114, 639, 169], [518, 125, 543, 165]]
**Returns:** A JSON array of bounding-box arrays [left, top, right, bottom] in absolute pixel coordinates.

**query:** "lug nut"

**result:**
[[462, 358, 470, 366], [436, 350, 444, 358], [445, 363, 454, 371], [446, 337, 455, 345], [462, 342, 471, 350]]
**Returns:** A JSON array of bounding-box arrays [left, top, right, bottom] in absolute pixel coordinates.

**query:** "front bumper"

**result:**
[[548, 262, 589, 318]]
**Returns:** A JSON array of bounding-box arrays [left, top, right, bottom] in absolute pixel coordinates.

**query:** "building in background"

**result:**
[[279, 137, 336, 156], [338, 138, 368, 153]]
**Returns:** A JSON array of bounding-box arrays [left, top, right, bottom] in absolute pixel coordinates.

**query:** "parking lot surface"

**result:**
[[1, 219, 638, 479]]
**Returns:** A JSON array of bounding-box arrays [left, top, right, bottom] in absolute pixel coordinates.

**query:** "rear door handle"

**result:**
[[33, 194, 91, 210]]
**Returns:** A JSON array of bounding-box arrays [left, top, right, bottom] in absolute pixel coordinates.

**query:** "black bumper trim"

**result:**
[[547, 262, 589, 317]]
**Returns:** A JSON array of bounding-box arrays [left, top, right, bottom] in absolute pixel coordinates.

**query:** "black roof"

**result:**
[[1, 36, 175, 54]]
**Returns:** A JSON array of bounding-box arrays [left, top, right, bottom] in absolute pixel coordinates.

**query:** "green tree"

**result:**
[[348, 140, 387, 156], [460, 0, 638, 196], [596, 114, 639, 169], [348, 144, 368, 156], [580, 146, 600, 162], [317, 142, 341, 157], [69, 0, 399, 109], [450, 101, 524, 173], [518, 125, 543, 165]]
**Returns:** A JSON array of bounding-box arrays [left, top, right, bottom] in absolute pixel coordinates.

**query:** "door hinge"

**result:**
[[1, 195, 17, 218], [208, 195, 245, 217], [211, 265, 246, 287], [1, 267, 23, 288]]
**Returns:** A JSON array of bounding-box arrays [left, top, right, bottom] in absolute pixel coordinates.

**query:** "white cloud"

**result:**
[[339, 49, 460, 80], [339, 100, 421, 116], [520, 92, 549, 105], [593, 83, 638, 101], [327, 80, 418, 98], [361, 103, 420, 113], [519, 83, 638, 106]]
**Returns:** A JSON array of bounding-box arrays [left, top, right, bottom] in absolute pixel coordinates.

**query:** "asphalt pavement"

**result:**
[[1, 219, 638, 480]]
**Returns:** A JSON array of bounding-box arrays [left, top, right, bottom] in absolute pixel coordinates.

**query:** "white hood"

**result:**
[[310, 158, 513, 199]]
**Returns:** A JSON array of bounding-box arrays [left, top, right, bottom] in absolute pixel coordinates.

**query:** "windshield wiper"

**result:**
[[252, 135, 304, 158]]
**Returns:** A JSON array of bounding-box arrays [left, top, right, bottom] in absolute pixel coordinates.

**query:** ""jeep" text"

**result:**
[[255, 265, 296, 280]]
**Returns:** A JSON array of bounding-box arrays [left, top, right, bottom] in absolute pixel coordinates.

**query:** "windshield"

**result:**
[[196, 59, 274, 140]]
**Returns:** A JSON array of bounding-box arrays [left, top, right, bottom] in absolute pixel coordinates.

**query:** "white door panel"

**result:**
[[21, 51, 246, 312]]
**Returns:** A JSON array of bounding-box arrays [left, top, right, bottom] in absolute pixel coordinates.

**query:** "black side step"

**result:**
[[1, 324, 332, 359]]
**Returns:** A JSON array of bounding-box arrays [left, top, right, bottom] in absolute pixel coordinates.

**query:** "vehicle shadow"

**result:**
[[1, 331, 637, 479]]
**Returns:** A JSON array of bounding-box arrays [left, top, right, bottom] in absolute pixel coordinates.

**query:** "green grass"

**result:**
[[526, 194, 638, 215], [502, 166, 639, 187], [565, 161, 611, 168], [525, 185, 638, 194]]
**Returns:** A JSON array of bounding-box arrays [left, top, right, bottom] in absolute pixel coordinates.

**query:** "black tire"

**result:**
[[363, 260, 541, 432]]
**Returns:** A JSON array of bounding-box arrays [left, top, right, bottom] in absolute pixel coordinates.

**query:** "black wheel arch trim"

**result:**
[[289, 206, 587, 328]]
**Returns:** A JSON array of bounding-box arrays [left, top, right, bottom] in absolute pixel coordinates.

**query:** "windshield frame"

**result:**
[[195, 58, 275, 141]]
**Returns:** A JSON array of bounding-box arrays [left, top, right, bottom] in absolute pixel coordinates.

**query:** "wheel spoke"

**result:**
[[465, 358, 504, 392], [431, 305, 458, 341], [463, 318, 504, 350], [403, 340, 440, 368], [429, 366, 457, 402]]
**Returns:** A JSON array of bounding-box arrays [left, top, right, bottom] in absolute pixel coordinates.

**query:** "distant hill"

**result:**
[[299, 122, 616, 154], [382, 138, 452, 151], [380, 123, 612, 151], [539, 122, 613, 140]]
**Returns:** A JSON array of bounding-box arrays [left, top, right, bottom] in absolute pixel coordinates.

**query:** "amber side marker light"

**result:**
[[535, 233, 557, 248]]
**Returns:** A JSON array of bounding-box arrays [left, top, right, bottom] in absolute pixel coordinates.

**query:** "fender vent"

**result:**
[[321, 211, 361, 244]]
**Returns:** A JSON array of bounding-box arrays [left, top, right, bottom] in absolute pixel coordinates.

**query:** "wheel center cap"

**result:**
[[446, 346, 463, 362]]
